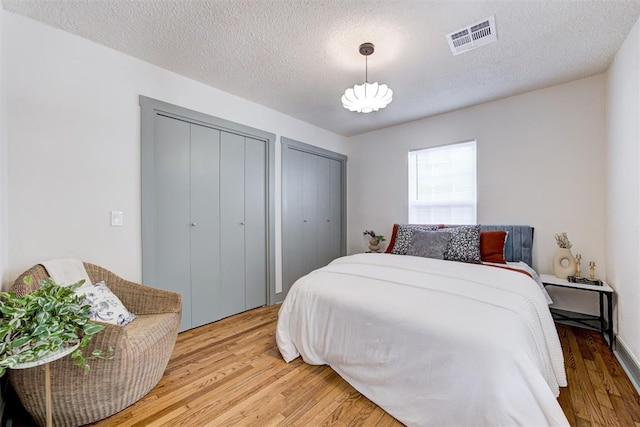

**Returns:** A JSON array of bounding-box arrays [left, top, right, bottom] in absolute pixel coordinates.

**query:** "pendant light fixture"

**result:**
[[341, 42, 393, 113]]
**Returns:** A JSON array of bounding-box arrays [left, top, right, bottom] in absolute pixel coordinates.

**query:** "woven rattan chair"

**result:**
[[8, 262, 182, 427]]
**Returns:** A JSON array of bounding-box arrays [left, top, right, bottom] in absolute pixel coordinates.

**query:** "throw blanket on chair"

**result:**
[[41, 258, 93, 287]]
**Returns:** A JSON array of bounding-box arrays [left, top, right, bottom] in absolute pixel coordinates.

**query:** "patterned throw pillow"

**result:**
[[391, 224, 439, 255], [438, 225, 482, 263], [75, 281, 136, 326], [406, 231, 453, 259]]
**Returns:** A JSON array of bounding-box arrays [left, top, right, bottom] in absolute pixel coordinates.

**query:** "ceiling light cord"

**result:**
[[364, 55, 368, 96], [365, 55, 368, 83]]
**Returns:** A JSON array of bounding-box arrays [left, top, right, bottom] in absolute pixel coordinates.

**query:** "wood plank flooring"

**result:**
[[557, 324, 640, 426], [77, 304, 637, 426]]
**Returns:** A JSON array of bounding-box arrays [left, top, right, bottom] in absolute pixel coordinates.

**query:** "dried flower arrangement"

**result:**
[[554, 232, 572, 249]]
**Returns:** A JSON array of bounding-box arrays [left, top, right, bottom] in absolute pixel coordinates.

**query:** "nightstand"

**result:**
[[540, 274, 615, 349]]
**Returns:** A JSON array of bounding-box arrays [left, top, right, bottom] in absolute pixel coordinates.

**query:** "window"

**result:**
[[408, 141, 477, 224]]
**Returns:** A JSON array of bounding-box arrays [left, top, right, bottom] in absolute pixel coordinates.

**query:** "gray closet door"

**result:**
[[152, 114, 192, 332], [147, 120, 268, 329], [301, 152, 319, 274], [317, 156, 342, 269], [190, 124, 221, 328], [328, 159, 342, 262], [219, 133, 267, 316], [283, 148, 305, 298], [220, 132, 247, 318], [282, 144, 346, 298], [142, 96, 274, 330], [244, 137, 267, 310]]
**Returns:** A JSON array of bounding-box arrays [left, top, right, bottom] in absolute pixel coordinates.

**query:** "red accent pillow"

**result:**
[[480, 231, 508, 263], [385, 224, 400, 253]]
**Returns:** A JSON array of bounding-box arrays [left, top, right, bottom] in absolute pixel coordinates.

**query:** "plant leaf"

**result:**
[[83, 322, 105, 336], [10, 336, 31, 348]]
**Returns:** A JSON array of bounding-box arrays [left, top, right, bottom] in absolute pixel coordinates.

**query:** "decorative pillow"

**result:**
[[480, 230, 508, 263], [406, 231, 453, 260], [389, 224, 439, 255], [384, 224, 401, 253], [75, 281, 136, 326], [438, 225, 481, 263]]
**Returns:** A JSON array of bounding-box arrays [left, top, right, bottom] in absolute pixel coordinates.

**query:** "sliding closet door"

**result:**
[[152, 114, 192, 332], [190, 124, 221, 328]]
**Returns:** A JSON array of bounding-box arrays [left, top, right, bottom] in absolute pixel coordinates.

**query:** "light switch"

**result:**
[[111, 211, 123, 227]]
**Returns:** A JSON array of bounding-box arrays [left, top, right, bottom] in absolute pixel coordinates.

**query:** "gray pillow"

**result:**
[[391, 224, 439, 255], [438, 225, 482, 263], [406, 231, 453, 259]]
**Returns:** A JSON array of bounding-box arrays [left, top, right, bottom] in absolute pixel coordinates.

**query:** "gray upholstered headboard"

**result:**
[[480, 225, 534, 267]]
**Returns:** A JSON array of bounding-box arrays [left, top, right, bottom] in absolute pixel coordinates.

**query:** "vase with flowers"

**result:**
[[553, 232, 577, 279], [363, 230, 386, 252]]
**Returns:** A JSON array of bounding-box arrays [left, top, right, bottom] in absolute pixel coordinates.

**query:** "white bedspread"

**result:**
[[276, 254, 568, 426]]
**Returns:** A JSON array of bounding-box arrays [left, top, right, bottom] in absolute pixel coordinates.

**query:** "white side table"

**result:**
[[11, 343, 79, 427], [540, 274, 615, 349]]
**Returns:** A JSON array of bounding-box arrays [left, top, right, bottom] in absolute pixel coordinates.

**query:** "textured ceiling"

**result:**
[[3, 0, 640, 136]]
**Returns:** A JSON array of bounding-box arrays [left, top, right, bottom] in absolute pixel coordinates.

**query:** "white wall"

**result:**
[[347, 75, 607, 314], [0, 9, 8, 290], [606, 17, 640, 366], [3, 12, 348, 293]]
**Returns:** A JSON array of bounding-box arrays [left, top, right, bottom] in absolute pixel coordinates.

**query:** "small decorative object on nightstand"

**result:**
[[575, 253, 582, 278], [363, 230, 385, 252], [589, 261, 597, 280], [553, 232, 576, 279], [568, 275, 602, 286]]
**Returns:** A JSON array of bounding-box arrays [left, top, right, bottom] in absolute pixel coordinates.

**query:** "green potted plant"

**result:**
[[0, 276, 111, 377], [363, 230, 386, 252]]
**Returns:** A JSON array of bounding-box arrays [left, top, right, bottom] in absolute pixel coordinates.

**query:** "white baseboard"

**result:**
[[614, 337, 640, 395]]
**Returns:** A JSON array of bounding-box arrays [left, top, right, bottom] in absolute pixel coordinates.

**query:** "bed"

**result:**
[[276, 225, 568, 426]]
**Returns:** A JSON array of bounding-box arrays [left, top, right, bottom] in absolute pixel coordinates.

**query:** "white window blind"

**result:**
[[408, 141, 477, 225]]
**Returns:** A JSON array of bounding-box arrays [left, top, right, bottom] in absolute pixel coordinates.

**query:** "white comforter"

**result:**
[[276, 254, 568, 426]]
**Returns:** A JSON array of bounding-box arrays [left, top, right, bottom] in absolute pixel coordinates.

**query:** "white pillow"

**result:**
[[75, 281, 136, 326]]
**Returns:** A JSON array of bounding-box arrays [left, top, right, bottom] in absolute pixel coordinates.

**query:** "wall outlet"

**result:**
[[110, 211, 123, 226]]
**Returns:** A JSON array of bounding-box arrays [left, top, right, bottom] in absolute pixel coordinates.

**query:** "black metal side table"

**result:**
[[540, 273, 615, 349]]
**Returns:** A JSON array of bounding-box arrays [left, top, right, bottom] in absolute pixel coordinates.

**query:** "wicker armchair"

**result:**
[[8, 262, 182, 427]]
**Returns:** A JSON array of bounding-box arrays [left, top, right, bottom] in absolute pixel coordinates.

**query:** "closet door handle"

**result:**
[[327, 219, 331, 222], [191, 222, 197, 227], [240, 222, 245, 225], [303, 219, 308, 223]]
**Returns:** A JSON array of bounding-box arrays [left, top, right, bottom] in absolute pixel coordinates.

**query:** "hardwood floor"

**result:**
[[557, 324, 640, 426], [76, 304, 637, 426]]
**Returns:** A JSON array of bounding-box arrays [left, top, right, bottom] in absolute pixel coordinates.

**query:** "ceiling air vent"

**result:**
[[446, 15, 497, 56]]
